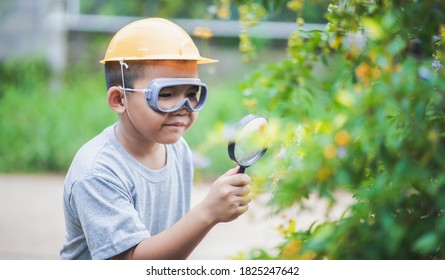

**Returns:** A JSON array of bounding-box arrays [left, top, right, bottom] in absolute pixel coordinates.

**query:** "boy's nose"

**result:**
[[172, 106, 190, 116]]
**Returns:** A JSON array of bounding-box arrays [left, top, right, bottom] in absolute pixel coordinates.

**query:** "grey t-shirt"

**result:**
[[60, 124, 193, 259]]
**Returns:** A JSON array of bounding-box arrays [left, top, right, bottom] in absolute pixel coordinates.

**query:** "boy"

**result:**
[[60, 18, 251, 260]]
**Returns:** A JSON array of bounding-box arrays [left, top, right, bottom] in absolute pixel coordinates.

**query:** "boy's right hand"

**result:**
[[199, 166, 252, 224]]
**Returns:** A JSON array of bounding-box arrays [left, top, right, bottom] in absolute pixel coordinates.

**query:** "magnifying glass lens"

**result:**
[[228, 114, 268, 173]]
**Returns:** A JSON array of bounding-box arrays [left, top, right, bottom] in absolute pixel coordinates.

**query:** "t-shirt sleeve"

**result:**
[[69, 175, 150, 260]]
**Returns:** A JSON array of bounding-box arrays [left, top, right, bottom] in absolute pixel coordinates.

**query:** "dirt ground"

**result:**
[[0, 173, 354, 260]]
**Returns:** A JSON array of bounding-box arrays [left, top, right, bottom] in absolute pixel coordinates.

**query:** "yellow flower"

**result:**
[[324, 144, 337, 159], [427, 130, 439, 144], [330, 35, 343, 50], [362, 17, 384, 40], [257, 119, 280, 147], [355, 62, 372, 83], [317, 166, 332, 181], [353, 84, 363, 93], [300, 251, 316, 260], [440, 25, 445, 39], [333, 114, 347, 129], [296, 17, 305, 26], [193, 27, 213, 40], [282, 239, 302, 259], [287, 0, 303, 11], [242, 98, 258, 110], [354, 62, 381, 84], [335, 130, 351, 146], [217, 7, 231, 19], [371, 67, 381, 79], [259, 77, 268, 86], [336, 89, 354, 107]]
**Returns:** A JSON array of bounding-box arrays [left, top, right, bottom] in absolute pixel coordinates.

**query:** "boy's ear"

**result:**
[[107, 86, 126, 114]]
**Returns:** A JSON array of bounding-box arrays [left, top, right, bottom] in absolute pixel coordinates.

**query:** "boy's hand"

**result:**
[[200, 166, 252, 224]]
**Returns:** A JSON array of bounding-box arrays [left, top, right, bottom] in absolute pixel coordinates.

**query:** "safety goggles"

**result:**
[[120, 78, 207, 113], [118, 60, 207, 113]]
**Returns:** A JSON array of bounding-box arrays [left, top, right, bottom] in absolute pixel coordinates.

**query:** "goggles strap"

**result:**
[[119, 59, 136, 123], [119, 60, 129, 82]]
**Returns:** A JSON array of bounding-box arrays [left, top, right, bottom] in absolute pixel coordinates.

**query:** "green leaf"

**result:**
[[413, 232, 439, 253]]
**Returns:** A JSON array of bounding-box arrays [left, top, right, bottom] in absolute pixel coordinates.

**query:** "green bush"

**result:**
[[222, 0, 445, 259], [0, 58, 116, 172]]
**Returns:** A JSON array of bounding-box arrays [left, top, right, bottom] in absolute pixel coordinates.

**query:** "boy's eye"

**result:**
[[187, 87, 200, 99], [159, 87, 174, 98], [158, 92, 172, 99], [187, 92, 198, 98]]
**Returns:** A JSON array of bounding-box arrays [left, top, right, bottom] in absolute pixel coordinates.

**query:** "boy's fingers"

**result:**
[[223, 166, 241, 176], [237, 192, 252, 205], [226, 173, 251, 187], [235, 184, 251, 196], [237, 204, 249, 214]]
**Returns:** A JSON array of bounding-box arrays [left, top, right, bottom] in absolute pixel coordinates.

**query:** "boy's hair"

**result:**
[[104, 60, 198, 90], [104, 61, 147, 90]]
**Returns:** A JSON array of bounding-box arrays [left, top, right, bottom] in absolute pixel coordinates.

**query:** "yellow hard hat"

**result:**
[[100, 18, 218, 64]]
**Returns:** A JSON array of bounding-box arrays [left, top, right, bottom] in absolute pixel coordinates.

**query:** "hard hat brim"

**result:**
[[99, 56, 218, 64]]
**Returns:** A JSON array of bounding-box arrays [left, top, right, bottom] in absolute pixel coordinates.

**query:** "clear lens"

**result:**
[[145, 78, 207, 112], [157, 85, 203, 111]]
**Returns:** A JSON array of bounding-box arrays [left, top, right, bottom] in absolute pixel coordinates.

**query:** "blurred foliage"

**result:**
[[0, 58, 116, 172], [79, 0, 209, 19], [207, 0, 330, 61], [78, 0, 329, 23], [218, 0, 445, 259]]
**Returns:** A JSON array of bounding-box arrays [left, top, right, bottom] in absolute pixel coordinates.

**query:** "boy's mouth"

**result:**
[[164, 122, 187, 127]]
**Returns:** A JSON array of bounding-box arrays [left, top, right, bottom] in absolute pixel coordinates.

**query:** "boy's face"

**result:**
[[123, 60, 200, 145]]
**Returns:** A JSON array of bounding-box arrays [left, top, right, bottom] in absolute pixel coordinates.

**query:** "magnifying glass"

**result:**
[[228, 114, 268, 173]]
